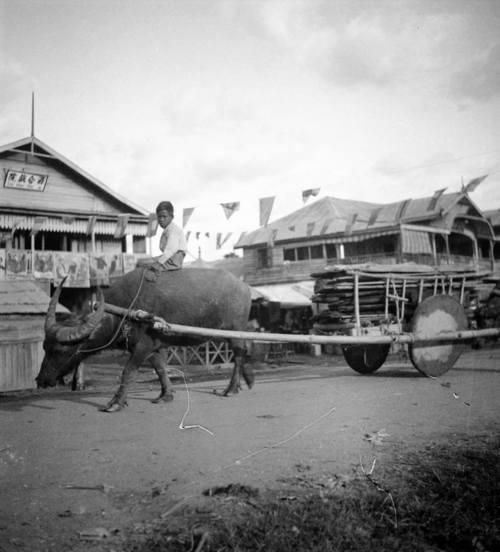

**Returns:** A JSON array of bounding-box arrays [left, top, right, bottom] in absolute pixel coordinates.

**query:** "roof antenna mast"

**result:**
[[30, 92, 35, 154], [31, 92, 35, 137]]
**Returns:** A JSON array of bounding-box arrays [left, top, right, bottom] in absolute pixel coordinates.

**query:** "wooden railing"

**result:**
[[244, 253, 499, 286]]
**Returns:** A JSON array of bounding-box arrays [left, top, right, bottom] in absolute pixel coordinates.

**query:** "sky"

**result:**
[[1, 0, 500, 260]]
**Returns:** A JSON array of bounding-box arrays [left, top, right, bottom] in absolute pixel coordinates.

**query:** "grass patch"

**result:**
[[127, 434, 500, 552]]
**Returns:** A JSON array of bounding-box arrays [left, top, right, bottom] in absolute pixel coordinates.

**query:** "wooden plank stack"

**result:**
[[311, 263, 493, 330]]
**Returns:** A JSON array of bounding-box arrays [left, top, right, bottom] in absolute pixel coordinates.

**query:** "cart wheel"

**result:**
[[342, 344, 390, 374], [409, 295, 468, 377]]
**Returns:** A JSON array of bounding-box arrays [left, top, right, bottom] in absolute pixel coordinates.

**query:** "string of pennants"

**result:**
[[181, 188, 320, 228], [175, 175, 486, 248], [7, 176, 486, 251], [175, 188, 321, 249]]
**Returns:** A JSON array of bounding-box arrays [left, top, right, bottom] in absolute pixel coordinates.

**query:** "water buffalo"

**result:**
[[36, 267, 253, 412]]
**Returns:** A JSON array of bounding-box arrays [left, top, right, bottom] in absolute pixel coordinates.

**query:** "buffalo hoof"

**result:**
[[151, 393, 174, 404], [242, 367, 255, 389], [100, 400, 127, 413], [216, 385, 240, 397]]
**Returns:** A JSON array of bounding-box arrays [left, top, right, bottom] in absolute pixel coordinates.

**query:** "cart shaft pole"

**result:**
[[103, 303, 500, 346]]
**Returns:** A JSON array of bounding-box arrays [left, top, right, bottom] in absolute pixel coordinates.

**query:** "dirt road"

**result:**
[[1, 348, 499, 550]]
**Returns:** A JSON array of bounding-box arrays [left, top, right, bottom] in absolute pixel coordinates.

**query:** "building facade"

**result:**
[[235, 187, 498, 288], [0, 135, 152, 294]]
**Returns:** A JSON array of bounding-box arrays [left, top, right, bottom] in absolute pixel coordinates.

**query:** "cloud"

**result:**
[[373, 151, 458, 178], [0, 56, 36, 141], [448, 42, 500, 103], [227, 0, 500, 103]]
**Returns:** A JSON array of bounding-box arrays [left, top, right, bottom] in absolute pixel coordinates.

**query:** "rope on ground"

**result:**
[[169, 368, 214, 436], [359, 456, 398, 529], [225, 406, 337, 467], [425, 374, 471, 407]]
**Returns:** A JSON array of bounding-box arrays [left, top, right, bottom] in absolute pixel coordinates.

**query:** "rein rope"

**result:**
[[76, 268, 147, 355]]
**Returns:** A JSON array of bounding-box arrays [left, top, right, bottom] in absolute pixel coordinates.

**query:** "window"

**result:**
[[283, 244, 326, 262], [297, 247, 309, 260], [325, 243, 337, 259], [310, 244, 323, 259]]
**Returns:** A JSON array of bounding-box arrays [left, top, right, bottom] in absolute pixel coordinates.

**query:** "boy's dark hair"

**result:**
[[156, 201, 174, 215]]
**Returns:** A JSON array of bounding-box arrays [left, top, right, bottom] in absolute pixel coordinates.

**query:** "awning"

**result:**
[[251, 281, 314, 307], [0, 214, 148, 236], [401, 228, 433, 254]]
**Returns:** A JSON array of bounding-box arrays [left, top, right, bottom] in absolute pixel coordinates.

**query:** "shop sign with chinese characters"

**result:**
[[4, 169, 48, 191]]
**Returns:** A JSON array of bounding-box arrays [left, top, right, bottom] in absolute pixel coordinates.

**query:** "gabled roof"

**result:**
[[484, 208, 500, 227], [0, 136, 148, 216], [0, 280, 68, 315], [234, 190, 486, 248]]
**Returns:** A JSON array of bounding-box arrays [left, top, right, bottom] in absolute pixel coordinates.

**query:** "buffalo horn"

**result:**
[[45, 277, 67, 337], [56, 288, 105, 343]]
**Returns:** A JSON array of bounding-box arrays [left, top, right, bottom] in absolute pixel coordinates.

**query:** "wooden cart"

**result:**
[[101, 265, 499, 379], [310, 263, 495, 376]]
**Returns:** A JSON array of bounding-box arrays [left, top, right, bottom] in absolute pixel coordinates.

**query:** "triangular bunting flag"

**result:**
[[395, 199, 411, 221], [185, 231, 191, 243], [216, 232, 222, 250], [267, 228, 278, 247], [319, 220, 330, 235], [86, 216, 97, 235], [368, 207, 382, 226], [146, 213, 158, 237], [464, 175, 487, 194], [182, 207, 195, 228], [306, 222, 315, 236], [302, 188, 320, 203], [288, 225, 296, 232], [220, 232, 232, 247], [220, 202, 240, 220], [345, 213, 358, 234], [259, 196, 275, 226], [114, 214, 129, 239], [31, 216, 47, 235], [61, 215, 76, 225], [205, 232, 210, 238], [196, 232, 200, 240], [427, 188, 447, 212]]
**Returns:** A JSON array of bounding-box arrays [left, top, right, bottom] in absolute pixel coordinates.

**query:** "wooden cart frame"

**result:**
[[103, 272, 500, 378]]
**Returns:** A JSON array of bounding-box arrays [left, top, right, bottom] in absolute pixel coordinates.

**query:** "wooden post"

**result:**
[[431, 234, 437, 266], [30, 233, 35, 274], [354, 272, 360, 332], [75, 362, 85, 390]]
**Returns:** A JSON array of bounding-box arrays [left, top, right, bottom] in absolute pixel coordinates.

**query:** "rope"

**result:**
[[225, 406, 337, 467], [169, 367, 214, 436], [78, 268, 147, 354]]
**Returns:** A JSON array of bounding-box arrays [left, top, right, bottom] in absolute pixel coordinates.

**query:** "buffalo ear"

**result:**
[[55, 288, 105, 344]]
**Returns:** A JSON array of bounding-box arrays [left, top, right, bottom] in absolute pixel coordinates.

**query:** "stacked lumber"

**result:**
[[311, 263, 493, 330]]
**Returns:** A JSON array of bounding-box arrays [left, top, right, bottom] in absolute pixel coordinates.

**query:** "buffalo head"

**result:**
[[36, 282, 105, 388]]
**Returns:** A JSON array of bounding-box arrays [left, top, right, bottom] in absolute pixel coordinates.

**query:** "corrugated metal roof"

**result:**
[[234, 191, 482, 248], [484, 209, 500, 227], [0, 136, 148, 216], [0, 280, 68, 314]]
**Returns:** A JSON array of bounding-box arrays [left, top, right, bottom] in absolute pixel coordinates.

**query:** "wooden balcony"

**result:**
[[244, 253, 498, 286]]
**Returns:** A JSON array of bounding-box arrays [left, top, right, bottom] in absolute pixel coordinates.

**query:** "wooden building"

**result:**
[[0, 135, 152, 293], [484, 208, 500, 258], [234, 185, 498, 289], [0, 280, 67, 392]]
